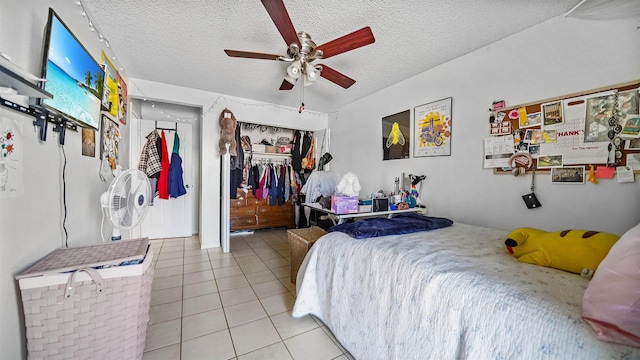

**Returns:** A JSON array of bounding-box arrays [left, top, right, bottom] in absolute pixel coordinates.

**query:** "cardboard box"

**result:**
[[265, 145, 277, 153], [331, 196, 359, 214]]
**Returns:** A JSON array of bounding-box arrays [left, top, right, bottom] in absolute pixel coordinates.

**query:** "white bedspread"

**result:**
[[292, 223, 640, 360]]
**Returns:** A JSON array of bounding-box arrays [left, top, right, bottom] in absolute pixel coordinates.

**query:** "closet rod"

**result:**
[[155, 120, 177, 131]]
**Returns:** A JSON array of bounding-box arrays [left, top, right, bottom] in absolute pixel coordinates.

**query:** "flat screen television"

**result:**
[[38, 8, 103, 130]]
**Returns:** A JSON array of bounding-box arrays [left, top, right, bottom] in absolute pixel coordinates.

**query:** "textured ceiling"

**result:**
[[81, 0, 584, 112]]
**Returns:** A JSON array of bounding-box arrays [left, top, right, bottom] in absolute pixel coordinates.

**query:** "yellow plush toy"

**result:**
[[505, 227, 619, 276]]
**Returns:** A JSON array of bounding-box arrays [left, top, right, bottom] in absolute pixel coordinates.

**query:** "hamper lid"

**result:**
[[16, 238, 149, 279]]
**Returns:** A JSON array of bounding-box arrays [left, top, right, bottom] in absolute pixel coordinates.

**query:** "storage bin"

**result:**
[[287, 226, 328, 284], [331, 196, 359, 214], [15, 238, 153, 360]]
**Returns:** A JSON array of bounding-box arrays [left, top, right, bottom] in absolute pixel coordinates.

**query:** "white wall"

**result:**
[[128, 78, 328, 249], [0, 1, 131, 359], [329, 16, 640, 235]]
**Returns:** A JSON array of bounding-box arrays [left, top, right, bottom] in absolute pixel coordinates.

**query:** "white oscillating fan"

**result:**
[[100, 169, 152, 242]]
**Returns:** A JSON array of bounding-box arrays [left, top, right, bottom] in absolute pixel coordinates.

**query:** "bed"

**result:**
[[292, 222, 640, 360]]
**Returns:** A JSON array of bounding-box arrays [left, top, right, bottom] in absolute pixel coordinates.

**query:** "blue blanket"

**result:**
[[328, 213, 453, 239]]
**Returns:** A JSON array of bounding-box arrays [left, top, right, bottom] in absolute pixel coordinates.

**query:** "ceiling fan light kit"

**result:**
[[224, 0, 375, 91]]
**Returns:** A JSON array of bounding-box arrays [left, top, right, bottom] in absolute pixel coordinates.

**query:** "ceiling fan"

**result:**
[[224, 0, 375, 90]]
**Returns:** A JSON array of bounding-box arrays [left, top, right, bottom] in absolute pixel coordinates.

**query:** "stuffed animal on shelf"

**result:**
[[505, 227, 619, 276], [218, 108, 237, 156], [336, 172, 361, 197]]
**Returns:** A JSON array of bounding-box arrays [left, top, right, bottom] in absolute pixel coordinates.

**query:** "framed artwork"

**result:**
[[117, 72, 127, 125], [100, 114, 120, 169], [101, 51, 119, 117], [414, 97, 452, 157], [551, 166, 585, 184], [81, 128, 95, 157], [382, 110, 410, 160]]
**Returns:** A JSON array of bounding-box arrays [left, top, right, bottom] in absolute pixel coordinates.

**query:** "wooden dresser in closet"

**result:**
[[230, 189, 295, 231]]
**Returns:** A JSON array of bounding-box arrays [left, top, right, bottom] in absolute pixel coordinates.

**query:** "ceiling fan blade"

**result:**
[[261, 0, 300, 46], [279, 79, 295, 90], [316, 26, 375, 59], [224, 49, 282, 60], [318, 64, 356, 89]]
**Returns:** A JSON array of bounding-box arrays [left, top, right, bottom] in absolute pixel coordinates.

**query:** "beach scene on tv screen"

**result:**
[[43, 15, 102, 129]]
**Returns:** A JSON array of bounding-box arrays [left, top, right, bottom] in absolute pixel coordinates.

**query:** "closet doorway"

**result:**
[[137, 119, 193, 239]]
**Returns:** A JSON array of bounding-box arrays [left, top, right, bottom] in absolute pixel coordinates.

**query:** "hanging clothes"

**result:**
[[168, 132, 187, 198], [291, 130, 303, 172], [229, 125, 244, 199], [268, 164, 279, 206], [138, 130, 162, 179], [157, 130, 170, 199], [138, 130, 162, 203], [248, 164, 259, 196]]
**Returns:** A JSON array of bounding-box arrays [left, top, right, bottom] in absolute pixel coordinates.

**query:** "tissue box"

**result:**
[[278, 145, 292, 153], [331, 196, 359, 214]]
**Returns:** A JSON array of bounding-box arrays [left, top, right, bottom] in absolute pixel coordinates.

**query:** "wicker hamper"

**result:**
[[15, 238, 153, 360], [287, 226, 328, 284]]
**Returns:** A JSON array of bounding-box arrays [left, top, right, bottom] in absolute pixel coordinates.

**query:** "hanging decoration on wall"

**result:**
[[218, 108, 237, 156], [100, 114, 120, 169], [81, 128, 95, 157], [0, 116, 23, 198], [382, 110, 410, 160], [101, 51, 119, 117], [117, 72, 128, 125], [414, 97, 452, 157]]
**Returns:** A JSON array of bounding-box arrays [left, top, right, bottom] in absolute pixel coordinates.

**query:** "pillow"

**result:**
[[583, 222, 640, 347], [504, 227, 619, 275]]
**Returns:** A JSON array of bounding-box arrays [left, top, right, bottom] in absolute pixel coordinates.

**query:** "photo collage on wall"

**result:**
[[484, 83, 640, 184]]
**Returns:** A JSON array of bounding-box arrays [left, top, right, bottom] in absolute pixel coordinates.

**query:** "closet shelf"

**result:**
[[0, 63, 52, 99]]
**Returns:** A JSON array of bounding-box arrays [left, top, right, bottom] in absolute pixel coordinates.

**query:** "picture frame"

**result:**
[[382, 110, 410, 160], [551, 166, 585, 184], [101, 50, 119, 117], [117, 72, 128, 125], [414, 97, 452, 157], [100, 114, 120, 168]]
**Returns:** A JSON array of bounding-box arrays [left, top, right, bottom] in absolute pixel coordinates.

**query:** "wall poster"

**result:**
[[101, 50, 119, 117], [0, 116, 23, 198], [117, 72, 127, 125], [81, 127, 95, 157], [414, 97, 452, 157], [382, 109, 410, 160], [100, 114, 120, 169]]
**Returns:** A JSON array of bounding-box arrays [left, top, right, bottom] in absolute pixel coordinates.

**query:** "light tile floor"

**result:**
[[143, 228, 354, 360]]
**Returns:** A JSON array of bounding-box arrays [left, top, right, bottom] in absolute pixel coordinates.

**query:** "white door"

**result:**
[[135, 119, 193, 239]]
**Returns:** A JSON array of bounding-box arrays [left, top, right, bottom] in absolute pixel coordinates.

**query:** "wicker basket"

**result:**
[[287, 227, 328, 284], [15, 238, 153, 360]]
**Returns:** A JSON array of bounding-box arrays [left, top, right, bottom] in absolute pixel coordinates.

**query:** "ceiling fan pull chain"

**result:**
[[299, 82, 305, 113]]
